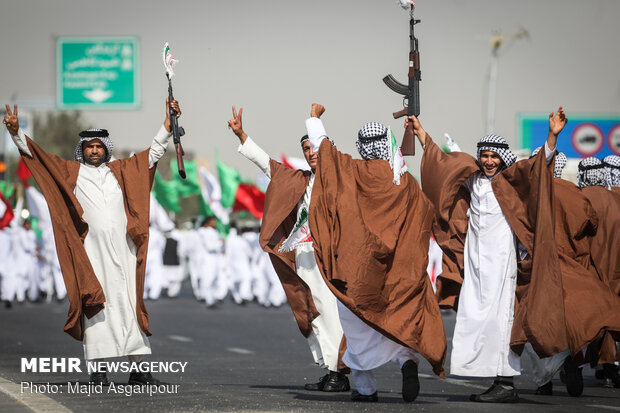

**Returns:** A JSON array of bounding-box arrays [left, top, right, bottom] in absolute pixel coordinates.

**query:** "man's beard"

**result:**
[[85, 154, 105, 167]]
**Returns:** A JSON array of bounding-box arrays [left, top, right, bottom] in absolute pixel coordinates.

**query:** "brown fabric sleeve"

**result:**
[[21, 137, 105, 340], [258, 159, 319, 338]]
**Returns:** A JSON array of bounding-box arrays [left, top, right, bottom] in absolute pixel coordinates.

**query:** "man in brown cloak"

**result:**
[[228, 105, 350, 393], [3, 100, 180, 385], [307, 113, 446, 403], [406, 108, 570, 403], [578, 156, 620, 388], [521, 149, 620, 397]]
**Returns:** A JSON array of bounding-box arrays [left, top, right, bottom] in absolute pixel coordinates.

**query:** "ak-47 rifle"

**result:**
[[166, 73, 186, 179], [383, 6, 421, 156]]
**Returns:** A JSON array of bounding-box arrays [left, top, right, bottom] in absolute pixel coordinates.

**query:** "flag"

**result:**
[[162, 42, 178, 78], [199, 167, 230, 225], [170, 159, 201, 197], [16, 158, 32, 187], [233, 183, 265, 220], [217, 160, 265, 220], [0, 191, 14, 229], [280, 154, 310, 171], [152, 172, 181, 213], [217, 160, 242, 209]]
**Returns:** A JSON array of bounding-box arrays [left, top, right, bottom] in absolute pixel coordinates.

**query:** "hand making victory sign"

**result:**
[[228, 106, 248, 144], [3, 104, 19, 136]]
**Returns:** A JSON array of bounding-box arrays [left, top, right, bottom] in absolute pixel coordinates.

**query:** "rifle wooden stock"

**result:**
[[392, 108, 415, 156], [175, 142, 186, 179]]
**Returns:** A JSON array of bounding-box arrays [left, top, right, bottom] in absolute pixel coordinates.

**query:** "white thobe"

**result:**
[[450, 145, 554, 377], [238, 134, 343, 372], [12, 126, 171, 360], [196, 226, 225, 306], [226, 228, 254, 304]]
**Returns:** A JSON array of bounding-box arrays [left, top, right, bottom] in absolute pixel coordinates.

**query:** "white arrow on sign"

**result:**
[[83, 88, 113, 103]]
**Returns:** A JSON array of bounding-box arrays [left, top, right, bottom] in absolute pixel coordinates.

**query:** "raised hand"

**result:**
[[164, 98, 182, 133], [311, 103, 325, 119], [549, 106, 567, 136], [405, 115, 427, 147], [227, 106, 247, 143], [3, 104, 19, 136], [547, 106, 567, 150]]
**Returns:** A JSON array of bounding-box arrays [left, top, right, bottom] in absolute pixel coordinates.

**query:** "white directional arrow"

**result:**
[[83, 88, 112, 103]]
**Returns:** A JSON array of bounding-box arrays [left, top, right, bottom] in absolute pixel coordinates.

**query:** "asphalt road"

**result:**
[[1, 283, 618, 413]]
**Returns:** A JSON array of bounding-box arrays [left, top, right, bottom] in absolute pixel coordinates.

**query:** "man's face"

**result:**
[[302, 141, 318, 172], [479, 150, 503, 178], [82, 139, 107, 167]]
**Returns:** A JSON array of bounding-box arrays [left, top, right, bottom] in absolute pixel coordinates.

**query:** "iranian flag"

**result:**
[[217, 160, 265, 220], [0, 191, 14, 229]]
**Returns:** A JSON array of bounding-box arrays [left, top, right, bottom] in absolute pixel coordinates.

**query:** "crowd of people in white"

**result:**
[[0, 188, 288, 308]]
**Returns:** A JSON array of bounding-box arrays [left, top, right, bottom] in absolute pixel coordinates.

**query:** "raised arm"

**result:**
[[3, 104, 32, 157], [305, 103, 328, 152], [148, 98, 179, 168], [228, 106, 271, 178], [545, 106, 567, 153]]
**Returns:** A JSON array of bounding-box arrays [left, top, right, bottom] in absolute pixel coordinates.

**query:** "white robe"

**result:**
[[450, 171, 521, 377], [12, 126, 171, 360], [450, 146, 554, 377]]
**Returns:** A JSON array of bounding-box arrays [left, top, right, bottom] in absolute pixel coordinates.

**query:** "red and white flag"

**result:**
[[162, 42, 179, 78]]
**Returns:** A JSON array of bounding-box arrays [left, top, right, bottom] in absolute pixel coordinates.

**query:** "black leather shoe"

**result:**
[[304, 373, 330, 391], [401, 360, 420, 402], [89, 371, 111, 386], [535, 381, 552, 395], [470, 384, 519, 403], [322, 371, 350, 392], [351, 390, 378, 402], [602, 363, 620, 388], [563, 356, 583, 397], [128, 372, 160, 385]]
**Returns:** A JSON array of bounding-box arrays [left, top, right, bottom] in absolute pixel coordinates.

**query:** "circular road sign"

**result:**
[[608, 124, 620, 155], [572, 123, 604, 157]]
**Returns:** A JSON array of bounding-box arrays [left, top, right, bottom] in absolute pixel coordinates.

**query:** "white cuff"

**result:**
[[13, 128, 32, 157], [238, 136, 271, 178], [544, 142, 555, 164], [305, 117, 328, 152]]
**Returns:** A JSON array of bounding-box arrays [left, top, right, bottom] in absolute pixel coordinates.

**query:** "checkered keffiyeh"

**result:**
[[74, 129, 113, 164], [577, 157, 608, 188], [476, 134, 517, 169], [603, 155, 620, 187], [531, 146, 567, 178], [356, 122, 408, 185], [357, 122, 390, 161]]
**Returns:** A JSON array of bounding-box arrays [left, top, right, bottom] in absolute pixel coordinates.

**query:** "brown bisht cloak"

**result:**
[[553, 179, 620, 363], [258, 161, 319, 338], [259, 158, 349, 371], [308, 140, 447, 377], [581, 185, 620, 296], [421, 135, 570, 358], [20, 137, 155, 340]]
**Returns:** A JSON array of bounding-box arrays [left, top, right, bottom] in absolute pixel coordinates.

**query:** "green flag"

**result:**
[[171, 159, 202, 198], [217, 160, 242, 208], [152, 172, 181, 213]]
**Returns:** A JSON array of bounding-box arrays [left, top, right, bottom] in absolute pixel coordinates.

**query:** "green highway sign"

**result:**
[[56, 37, 140, 109]]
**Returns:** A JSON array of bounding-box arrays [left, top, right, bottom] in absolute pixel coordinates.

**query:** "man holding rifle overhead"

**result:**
[[3, 98, 180, 385]]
